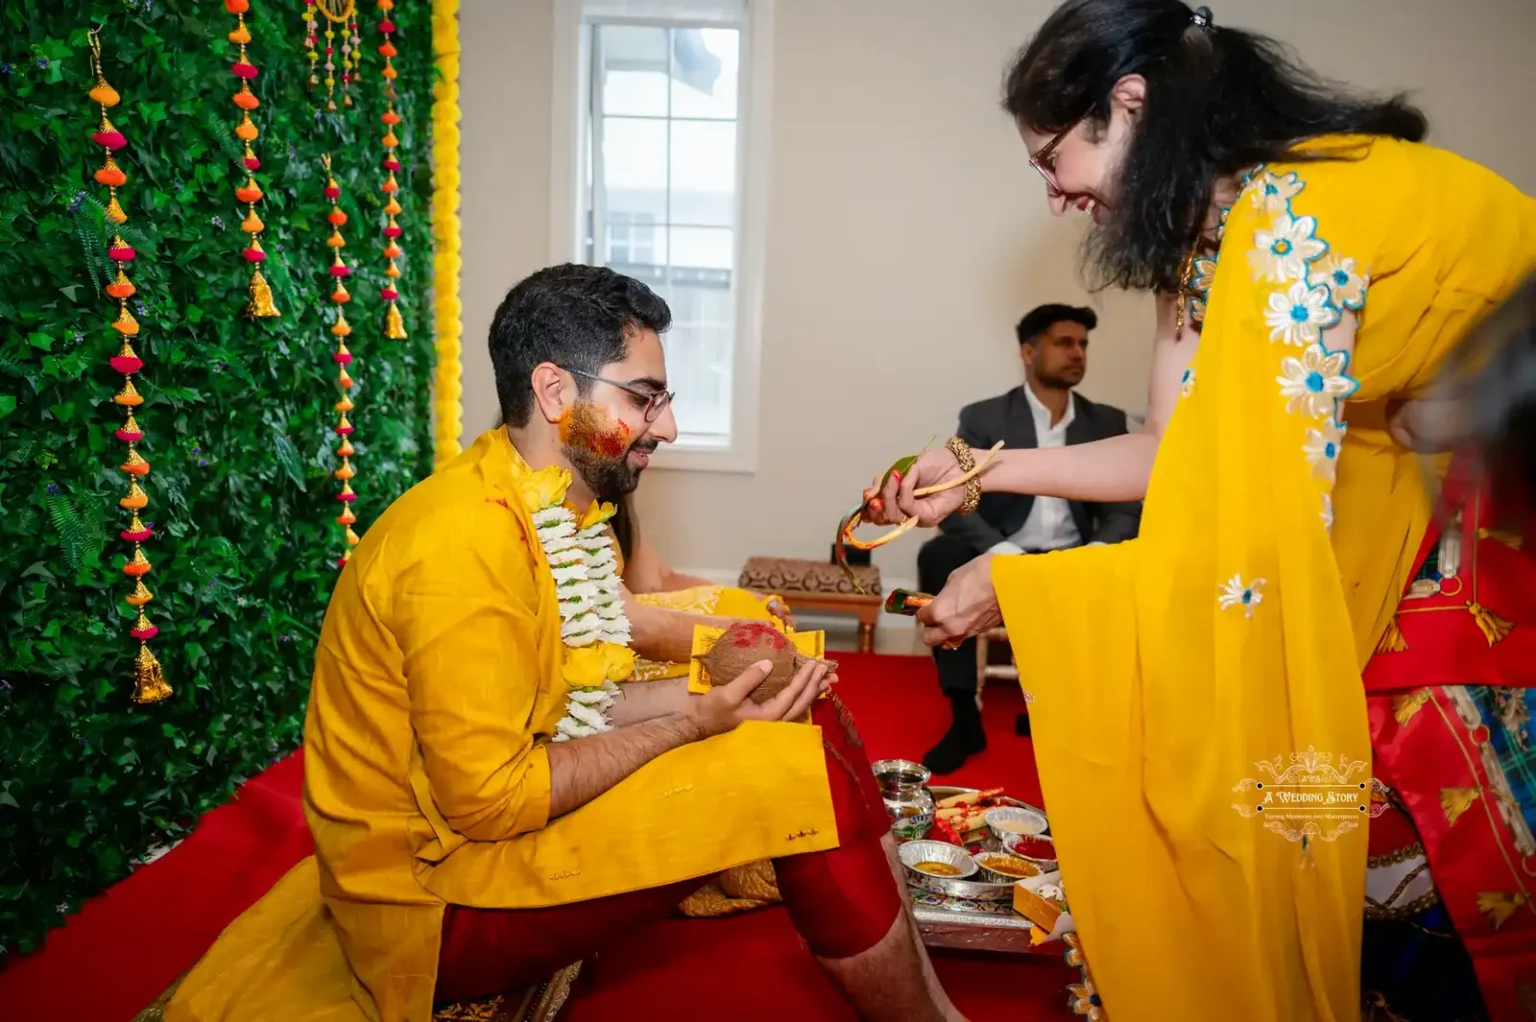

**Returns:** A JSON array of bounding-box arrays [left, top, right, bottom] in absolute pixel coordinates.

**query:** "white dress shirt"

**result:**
[[988, 385, 1084, 556]]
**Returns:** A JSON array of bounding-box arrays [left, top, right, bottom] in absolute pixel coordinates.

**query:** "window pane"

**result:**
[[599, 116, 669, 232], [669, 120, 736, 227], [669, 226, 734, 272], [663, 321, 733, 439], [598, 25, 669, 117], [605, 212, 667, 275], [670, 28, 739, 120]]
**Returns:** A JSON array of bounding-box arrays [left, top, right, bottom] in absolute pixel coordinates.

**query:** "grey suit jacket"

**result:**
[[937, 388, 1142, 556]]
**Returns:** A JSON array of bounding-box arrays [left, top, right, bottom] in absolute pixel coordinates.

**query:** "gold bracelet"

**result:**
[[945, 436, 982, 515]]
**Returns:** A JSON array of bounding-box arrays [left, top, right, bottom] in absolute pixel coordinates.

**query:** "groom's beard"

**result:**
[[568, 442, 643, 502], [560, 401, 657, 501]]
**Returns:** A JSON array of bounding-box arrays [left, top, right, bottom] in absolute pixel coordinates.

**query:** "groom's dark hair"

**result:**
[[488, 264, 671, 427]]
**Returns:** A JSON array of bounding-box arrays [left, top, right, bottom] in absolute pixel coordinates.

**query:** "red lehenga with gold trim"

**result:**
[[1363, 466, 1536, 1021]]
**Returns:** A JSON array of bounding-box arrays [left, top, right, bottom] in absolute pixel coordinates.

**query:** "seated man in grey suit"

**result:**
[[917, 303, 1141, 773]]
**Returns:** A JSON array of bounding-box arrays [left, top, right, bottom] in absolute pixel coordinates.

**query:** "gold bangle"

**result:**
[[946, 436, 982, 515]]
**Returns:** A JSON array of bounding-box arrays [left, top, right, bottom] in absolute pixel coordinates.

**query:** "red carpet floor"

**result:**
[[0, 653, 1074, 1021]]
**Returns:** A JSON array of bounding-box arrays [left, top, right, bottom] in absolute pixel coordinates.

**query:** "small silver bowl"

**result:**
[[898, 840, 979, 893], [984, 806, 1048, 846], [972, 851, 1043, 885]]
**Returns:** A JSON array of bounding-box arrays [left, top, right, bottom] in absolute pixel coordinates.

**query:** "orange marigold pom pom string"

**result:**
[[89, 29, 171, 704]]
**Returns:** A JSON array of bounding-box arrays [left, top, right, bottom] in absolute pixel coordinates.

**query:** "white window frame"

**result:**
[[550, 0, 773, 474]]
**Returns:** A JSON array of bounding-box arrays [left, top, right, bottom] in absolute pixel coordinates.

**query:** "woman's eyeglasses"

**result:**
[[1028, 122, 1078, 194], [564, 367, 675, 423]]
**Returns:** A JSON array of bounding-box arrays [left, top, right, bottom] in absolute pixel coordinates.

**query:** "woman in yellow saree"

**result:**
[[871, 2, 1536, 1018]]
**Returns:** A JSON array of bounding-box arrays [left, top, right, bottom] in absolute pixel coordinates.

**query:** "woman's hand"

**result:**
[[916, 554, 1003, 646], [865, 448, 970, 527]]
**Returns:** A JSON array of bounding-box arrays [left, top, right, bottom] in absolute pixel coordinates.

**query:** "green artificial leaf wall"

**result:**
[[0, 0, 437, 954]]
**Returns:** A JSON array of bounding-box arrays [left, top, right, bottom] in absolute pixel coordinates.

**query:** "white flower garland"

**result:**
[[533, 502, 632, 741]]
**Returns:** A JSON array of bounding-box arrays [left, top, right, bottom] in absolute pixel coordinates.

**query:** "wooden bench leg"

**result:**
[[857, 620, 874, 654]]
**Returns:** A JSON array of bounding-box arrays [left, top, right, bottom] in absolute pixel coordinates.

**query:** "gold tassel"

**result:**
[[384, 301, 407, 339], [105, 193, 127, 224], [1468, 603, 1514, 646], [245, 269, 279, 318], [1478, 527, 1523, 550], [1376, 618, 1408, 654], [1442, 786, 1479, 826], [1477, 891, 1528, 931], [131, 643, 172, 704], [345, 526, 361, 547], [1362, 991, 1410, 1022], [1392, 689, 1431, 726]]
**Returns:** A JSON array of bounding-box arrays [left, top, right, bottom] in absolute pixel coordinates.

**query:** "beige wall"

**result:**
[[459, 0, 1536, 586]]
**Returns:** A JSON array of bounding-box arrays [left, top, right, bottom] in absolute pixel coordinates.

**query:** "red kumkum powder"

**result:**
[[559, 402, 633, 459]]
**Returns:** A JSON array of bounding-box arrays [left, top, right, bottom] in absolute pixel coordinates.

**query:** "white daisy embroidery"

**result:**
[[1264, 281, 1339, 346], [1249, 213, 1327, 283], [1302, 417, 1346, 481], [1191, 256, 1218, 295], [1307, 253, 1368, 311], [1180, 367, 1196, 398], [1250, 171, 1304, 215], [1277, 343, 1358, 418], [1321, 492, 1335, 532], [1219, 574, 1267, 618]]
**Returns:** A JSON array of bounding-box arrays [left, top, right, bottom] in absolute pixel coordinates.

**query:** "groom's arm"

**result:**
[[608, 677, 692, 728]]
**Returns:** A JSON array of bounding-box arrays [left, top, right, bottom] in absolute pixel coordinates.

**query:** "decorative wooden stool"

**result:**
[[738, 556, 882, 653]]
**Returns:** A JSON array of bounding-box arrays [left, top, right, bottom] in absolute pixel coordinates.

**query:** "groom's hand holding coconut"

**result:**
[[687, 621, 838, 735]]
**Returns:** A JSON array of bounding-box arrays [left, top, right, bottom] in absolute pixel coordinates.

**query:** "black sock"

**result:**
[[923, 691, 986, 774]]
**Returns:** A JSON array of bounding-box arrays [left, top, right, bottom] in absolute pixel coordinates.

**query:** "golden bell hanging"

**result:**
[[115, 379, 144, 407], [120, 447, 150, 476], [337, 367, 355, 390], [245, 268, 280, 319], [331, 280, 351, 304], [335, 395, 354, 413], [331, 310, 352, 337], [327, 229, 346, 250], [126, 579, 154, 608], [241, 209, 265, 234], [113, 305, 140, 336], [105, 193, 128, 225], [131, 643, 172, 704], [345, 526, 361, 546], [120, 480, 148, 512], [384, 301, 407, 340], [335, 457, 356, 481]]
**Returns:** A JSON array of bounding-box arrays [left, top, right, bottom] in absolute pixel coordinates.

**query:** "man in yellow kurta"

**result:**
[[166, 264, 961, 1022]]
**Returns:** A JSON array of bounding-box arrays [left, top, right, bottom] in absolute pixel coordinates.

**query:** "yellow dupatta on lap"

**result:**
[[993, 138, 1536, 1021]]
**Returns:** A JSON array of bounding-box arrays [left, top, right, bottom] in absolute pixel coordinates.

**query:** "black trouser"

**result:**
[[916, 533, 989, 697]]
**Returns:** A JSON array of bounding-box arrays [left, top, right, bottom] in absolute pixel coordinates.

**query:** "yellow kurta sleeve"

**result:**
[[393, 500, 553, 840]]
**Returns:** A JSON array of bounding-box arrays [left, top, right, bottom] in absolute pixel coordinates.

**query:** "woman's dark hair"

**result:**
[[1003, 0, 1428, 294], [610, 493, 638, 565]]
